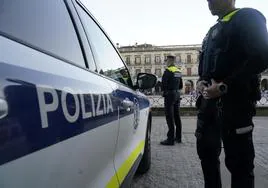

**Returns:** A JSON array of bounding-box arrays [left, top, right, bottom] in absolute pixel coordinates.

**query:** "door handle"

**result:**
[[0, 99, 8, 119], [122, 99, 134, 112]]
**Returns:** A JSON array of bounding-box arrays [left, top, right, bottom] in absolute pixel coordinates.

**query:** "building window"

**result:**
[[176, 54, 181, 63], [155, 55, 161, 64], [155, 69, 161, 77], [135, 56, 141, 64], [187, 54, 192, 64], [187, 68, 192, 76], [125, 56, 130, 65], [145, 56, 151, 64], [145, 69, 151, 74]]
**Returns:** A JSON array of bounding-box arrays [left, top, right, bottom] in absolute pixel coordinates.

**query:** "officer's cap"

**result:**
[[165, 55, 175, 61]]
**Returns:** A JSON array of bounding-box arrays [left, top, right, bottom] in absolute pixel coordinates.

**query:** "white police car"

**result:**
[[0, 0, 156, 187]]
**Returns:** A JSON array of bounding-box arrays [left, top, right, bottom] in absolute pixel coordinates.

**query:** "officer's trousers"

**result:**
[[164, 92, 182, 141], [195, 97, 255, 188]]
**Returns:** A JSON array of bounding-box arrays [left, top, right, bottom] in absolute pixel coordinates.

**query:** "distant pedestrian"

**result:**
[[155, 81, 161, 95]]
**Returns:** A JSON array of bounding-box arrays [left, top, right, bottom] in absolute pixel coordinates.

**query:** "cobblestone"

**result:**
[[131, 116, 268, 188]]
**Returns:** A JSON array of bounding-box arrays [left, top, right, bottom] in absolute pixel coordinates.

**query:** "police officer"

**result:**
[[196, 0, 268, 187], [160, 55, 183, 145], [119, 68, 132, 87]]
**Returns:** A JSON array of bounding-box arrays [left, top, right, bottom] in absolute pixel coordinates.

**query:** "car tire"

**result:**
[[136, 116, 151, 174]]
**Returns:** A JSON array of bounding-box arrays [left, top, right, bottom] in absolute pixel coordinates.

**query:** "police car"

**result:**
[[0, 0, 156, 187]]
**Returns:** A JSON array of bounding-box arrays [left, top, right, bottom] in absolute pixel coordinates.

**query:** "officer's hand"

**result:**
[[203, 79, 221, 99], [196, 80, 208, 94]]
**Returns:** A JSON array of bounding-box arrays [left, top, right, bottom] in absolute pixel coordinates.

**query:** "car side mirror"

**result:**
[[135, 73, 157, 90]]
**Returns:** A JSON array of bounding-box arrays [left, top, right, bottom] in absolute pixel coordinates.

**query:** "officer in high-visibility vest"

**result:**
[[196, 0, 268, 187], [160, 55, 183, 145], [119, 69, 132, 87]]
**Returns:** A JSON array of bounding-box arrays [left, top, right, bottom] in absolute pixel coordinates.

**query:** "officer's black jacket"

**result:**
[[162, 66, 183, 92], [199, 8, 268, 99]]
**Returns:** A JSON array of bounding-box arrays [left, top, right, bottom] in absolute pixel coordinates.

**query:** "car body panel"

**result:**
[[0, 36, 119, 187], [0, 0, 153, 187]]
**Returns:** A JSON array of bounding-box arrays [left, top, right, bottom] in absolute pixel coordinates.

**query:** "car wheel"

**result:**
[[137, 117, 151, 174]]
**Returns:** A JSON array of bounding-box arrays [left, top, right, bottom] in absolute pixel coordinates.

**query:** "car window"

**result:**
[[75, 3, 133, 87], [0, 0, 84, 67]]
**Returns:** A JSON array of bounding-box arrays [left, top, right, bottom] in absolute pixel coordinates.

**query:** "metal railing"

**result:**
[[147, 94, 268, 108]]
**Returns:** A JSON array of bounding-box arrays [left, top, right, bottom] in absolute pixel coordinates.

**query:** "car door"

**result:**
[[73, 1, 148, 185], [0, 0, 119, 188]]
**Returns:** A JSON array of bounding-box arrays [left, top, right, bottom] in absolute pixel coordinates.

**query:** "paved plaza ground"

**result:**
[[132, 116, 268, 188]]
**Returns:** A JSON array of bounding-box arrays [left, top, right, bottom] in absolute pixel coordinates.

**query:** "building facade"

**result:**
[[118, 43, 268, 94], [118, 43, 200, 94]]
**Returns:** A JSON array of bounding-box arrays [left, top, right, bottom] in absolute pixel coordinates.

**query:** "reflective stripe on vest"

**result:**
[[221, 9, 240, 22], [167, 66, 181, 73]]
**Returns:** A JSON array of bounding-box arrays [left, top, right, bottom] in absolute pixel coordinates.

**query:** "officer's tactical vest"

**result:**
[[200, 9, 261, 101], [167, 66, 181, 74], [167, 66, 182, 90], [200, 9, 240, 80]]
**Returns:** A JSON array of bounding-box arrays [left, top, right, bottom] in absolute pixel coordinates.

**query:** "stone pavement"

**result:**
[[131, 116, 268, 188]]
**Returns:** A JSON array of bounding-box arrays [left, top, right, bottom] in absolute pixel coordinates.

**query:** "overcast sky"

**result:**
[[81, 0, 268, 46]]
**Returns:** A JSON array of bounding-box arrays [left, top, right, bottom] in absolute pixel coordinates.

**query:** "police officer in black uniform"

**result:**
[[160, 55, 183, 145], [196, 0, 268, 187]]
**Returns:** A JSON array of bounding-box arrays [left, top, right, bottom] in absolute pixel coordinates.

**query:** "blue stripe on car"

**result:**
[[0, 62, 149, 165]]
